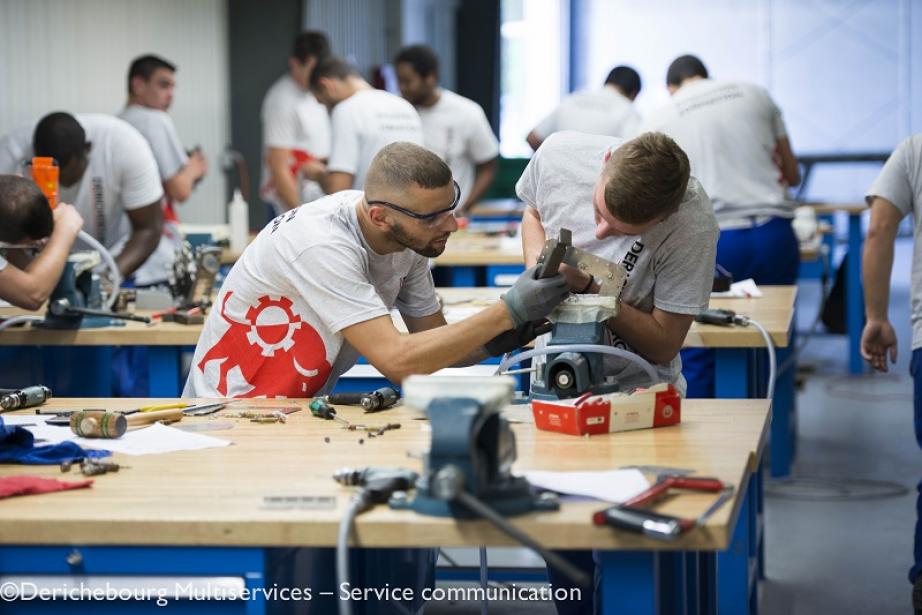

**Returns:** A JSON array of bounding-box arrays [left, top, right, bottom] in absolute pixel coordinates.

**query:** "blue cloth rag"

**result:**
[[0, 416, 110, 464]]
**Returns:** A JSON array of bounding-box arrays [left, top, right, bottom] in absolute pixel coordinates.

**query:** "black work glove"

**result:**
[[483, 320, 553, 357]]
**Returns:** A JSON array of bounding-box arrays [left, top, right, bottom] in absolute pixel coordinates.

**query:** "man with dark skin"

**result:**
[[0, 112, 164, 279], [395, 44, 499, 216]]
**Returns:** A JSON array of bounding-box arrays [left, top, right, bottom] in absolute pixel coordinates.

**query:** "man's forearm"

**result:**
[[460, 160, 498, 214], [271, 166, 300, 210], [388, 303, 512, 379], [607, 304, 682, 365], [521, 208, 546, 266], [862, 234, 894, 321], [115, 229, 161, 278]]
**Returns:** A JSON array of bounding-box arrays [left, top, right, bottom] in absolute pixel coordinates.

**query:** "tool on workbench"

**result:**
[[592, 474, 735, 540], [182, 402, 227, 416], [61, 458, 125, 476], [161, 306, 205, 325], [693, 307, 777, 400], [0, 385, 52, 411], [501, 228, 661, 401], [169, 241, 222, 308], [309, 399, 350, 427], [386, 375, 587, 588], [323, 386, 400, 413], [136, 402, 189, 414], [69, 408, 184, 439]]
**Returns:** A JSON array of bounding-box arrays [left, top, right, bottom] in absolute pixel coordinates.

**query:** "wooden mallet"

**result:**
[[70, 408, 184, 439]]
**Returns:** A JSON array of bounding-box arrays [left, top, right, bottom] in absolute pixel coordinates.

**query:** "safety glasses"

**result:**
[[366, 180, 461, 226]]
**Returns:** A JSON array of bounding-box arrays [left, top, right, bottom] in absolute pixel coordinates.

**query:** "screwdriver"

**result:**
[[309, 399, 350, 427], [324, 386, 399, 413]]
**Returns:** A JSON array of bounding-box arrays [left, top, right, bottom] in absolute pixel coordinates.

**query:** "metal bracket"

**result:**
[[535, 228, 627, 296]]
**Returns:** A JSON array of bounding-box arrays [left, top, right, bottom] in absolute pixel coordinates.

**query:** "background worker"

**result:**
[[184, 142, 567, 614], [0, 175, 83, 310], [394, 44, 499, 217], [260, 30, 332, 214], [517, 130, 718, 614], [641, 54, 801, 398], [304, 56, 423, 194], [526, 65, 642, 152], [0, 112, 164, 280], [120, 53, 208, 285], [859, 133, 922, 614]]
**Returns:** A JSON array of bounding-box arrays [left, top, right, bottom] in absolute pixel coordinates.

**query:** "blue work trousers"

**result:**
[[911, 349, 922, 585], [682, 217, 800, 398]]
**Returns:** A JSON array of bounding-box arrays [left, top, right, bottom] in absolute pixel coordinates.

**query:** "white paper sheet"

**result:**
[[3, 416, 231, 456], [710, 278, 762, 298], [524, 469, 650, 504]]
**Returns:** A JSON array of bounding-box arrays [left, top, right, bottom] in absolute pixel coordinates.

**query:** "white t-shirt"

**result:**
[[260, 75, 331, 213], [0, 253, 6, 272], [516, 131, 718, 391], [327, 89, 423, 190], [118, 105, 188, 181], [0, 114, 164, 277], [866, 134, 922, 351], [641, 79, 791, 224], [183, 191, 441, 398], [416, 89, 498, 203], [533, 87, 641, 142], [118, 104, 188, 285]]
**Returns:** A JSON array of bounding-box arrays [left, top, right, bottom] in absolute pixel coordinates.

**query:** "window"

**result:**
[[499, 0, 567, 157]]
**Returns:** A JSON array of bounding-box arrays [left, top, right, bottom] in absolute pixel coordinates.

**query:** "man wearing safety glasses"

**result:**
[[183, 142, 567, 614], [185, 141, 567, 400], [0, 175, 84, 310]]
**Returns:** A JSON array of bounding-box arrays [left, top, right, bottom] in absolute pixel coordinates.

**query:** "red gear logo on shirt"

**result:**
[[197, 292, 332, 397]]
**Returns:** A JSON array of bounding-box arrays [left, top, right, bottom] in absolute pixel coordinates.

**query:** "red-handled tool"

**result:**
[[593, 474, 735, 540]]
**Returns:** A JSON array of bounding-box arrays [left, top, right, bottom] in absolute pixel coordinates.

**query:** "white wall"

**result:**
[[0, 0, 229, 224], [574, 0, 921, 201]]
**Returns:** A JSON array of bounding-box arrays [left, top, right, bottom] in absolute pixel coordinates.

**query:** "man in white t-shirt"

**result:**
[[0, 176, 84, 310], [860, 133, 922, 612], [526, 65, 642, 152], [120, 54, 208, 285], [183, 143, 567, 613], [0, 112, 164, 280], [185, 142, 567, 398], [517, 130, 718, 614], [304, 56, 423, 194], [260, 31, 332, 214], [641, 54, 801, 398], [394, 44, 498, 216]]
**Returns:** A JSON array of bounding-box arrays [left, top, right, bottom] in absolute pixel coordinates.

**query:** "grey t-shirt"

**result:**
[[119, 105, 188, 181], [183, 190, 440, 398], [516, 131, 718, 391], [866, 133, 922, 351], [640, 79, 792, 225]]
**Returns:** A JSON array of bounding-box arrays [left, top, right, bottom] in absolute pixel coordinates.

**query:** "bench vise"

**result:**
[[392, 376, 557, 518], [529, 228, 630, 400]]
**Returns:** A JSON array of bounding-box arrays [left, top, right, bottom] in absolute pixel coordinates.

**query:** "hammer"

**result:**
[[70, 408, 184, 438]]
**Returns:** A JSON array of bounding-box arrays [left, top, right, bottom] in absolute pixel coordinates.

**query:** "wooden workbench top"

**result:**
[[0, 286, 794, 348], [0, 309, 202, 346], [433, 232, 525, 266], [0, 397, 769, 551], [438, 286, 796, 348]]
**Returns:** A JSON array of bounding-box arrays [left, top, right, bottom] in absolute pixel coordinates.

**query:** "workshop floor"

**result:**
[[428, 238, 919, 615]]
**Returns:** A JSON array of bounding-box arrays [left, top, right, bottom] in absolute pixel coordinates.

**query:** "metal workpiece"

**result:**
[[536, 228, 628, 296]]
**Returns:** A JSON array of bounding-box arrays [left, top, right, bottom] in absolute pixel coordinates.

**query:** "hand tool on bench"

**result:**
[[592, 474, 735, 540], [70, 408, 185, 438]]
